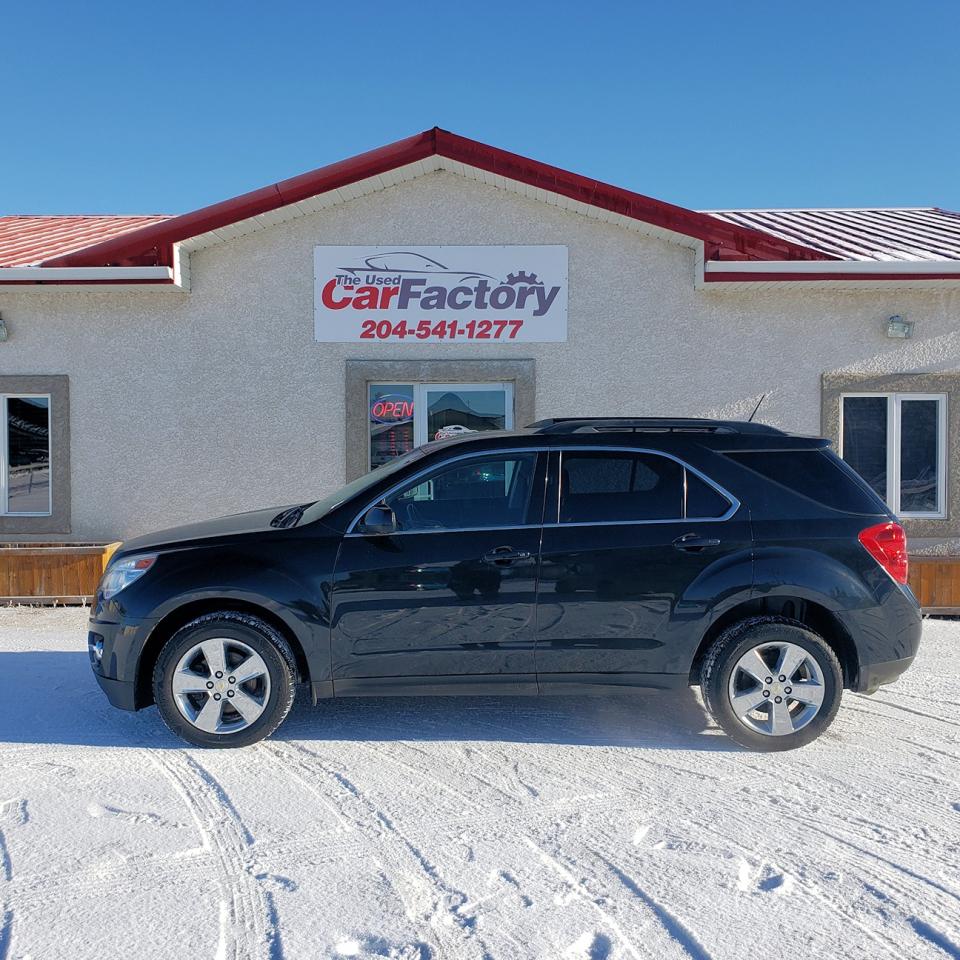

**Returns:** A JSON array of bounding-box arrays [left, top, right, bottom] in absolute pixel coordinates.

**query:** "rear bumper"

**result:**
[[854, 654, 916, 695]]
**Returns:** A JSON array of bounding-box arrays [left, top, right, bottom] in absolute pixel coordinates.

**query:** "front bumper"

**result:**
[[94, 672, 138, 710], [88, 612, 157, 711]]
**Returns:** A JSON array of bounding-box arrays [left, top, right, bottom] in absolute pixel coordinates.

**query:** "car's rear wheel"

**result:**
[[153, 612, 297, 748], [701, 617, 843, 751]]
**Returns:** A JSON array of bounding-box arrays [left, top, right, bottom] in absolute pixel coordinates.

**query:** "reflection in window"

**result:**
[[369, 384, 414, 470], [841, 393, 944, 517], [387, 455, 537, 531], [900, 400, 939, 513], [5, 396, 51, 514], [841, 396, 888, 500], [426, 389, 506, 441]]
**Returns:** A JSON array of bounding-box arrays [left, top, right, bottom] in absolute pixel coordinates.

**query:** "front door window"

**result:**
[[368, 382, 514, 470]]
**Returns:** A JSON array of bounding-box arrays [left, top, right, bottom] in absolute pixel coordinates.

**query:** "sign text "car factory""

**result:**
[[314, 246, 567, 342]]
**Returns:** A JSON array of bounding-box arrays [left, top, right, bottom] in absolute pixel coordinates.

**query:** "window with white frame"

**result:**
[[1, 394, 52, 516], [840, 393, 947, 518]]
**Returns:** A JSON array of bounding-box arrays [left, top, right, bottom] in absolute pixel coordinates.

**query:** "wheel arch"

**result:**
[[135, 597, 311, 709], [689, 596, 859, 689]]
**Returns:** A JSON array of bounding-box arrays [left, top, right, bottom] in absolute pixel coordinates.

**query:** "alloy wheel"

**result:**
[[171, 637, 271, 734], [727, 641, 826, 737]]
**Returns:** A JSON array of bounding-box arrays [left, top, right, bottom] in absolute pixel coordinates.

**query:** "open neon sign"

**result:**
[[370, 396, 414, 423]]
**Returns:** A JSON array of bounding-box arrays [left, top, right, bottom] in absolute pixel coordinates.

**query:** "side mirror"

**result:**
[[360, 502, 397, 536]]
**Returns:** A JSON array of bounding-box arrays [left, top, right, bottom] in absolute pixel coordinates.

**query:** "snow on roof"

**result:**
[[0, 215, 171, 267], [703, 207, 960, 262]]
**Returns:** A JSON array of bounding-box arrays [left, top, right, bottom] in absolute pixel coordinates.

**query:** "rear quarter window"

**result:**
[[726, 449, 888, 514]]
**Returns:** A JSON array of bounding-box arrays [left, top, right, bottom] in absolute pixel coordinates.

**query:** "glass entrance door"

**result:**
[[368, 382, 514, 470]]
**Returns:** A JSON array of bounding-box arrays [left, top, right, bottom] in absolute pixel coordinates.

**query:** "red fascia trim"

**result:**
[[41, 130, 437, 268], [434, 130, 831, 263], [705, 271, 960, 283], [42, 128, 833, 269]]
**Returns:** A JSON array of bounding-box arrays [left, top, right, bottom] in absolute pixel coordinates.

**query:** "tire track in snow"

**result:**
[[521, 836, 645, 960], [672, 787, 958, 957], [151, 753, 283, 960], [0, 799, 27, 960], [847, 697, 960, 730], [591, 852, 712, 960], [732, 757, 960, 873], [272, 741, 492, 959], [678, 811, 908, 960]]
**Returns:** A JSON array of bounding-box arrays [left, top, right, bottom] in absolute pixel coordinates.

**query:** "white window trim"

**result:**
[[840, 391, 947, 519], [367, 381, 515, 470], [1, 393, 53, 517]]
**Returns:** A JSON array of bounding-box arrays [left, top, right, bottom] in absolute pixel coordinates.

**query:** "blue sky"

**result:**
[[4, 0, 959, 215]]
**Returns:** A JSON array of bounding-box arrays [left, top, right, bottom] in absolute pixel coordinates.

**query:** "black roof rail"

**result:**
[[525, 417, 786, 436]]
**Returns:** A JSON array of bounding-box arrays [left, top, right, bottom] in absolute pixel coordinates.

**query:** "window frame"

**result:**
[[347, 445, 739, 536], [840, 392, 947, 519], [366, 381, 515, 471], [1, 392, 53, 517]]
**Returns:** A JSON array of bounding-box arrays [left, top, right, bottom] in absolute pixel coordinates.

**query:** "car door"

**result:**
[[329, 449, 547, 693], [536, 447, 751, 690]]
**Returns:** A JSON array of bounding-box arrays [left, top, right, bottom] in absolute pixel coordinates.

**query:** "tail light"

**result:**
[[858, 521, 908, 584]]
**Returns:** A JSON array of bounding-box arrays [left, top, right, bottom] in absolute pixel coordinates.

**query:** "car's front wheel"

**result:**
[[701, 617, 843, 751], [153, 611, 298, 747]]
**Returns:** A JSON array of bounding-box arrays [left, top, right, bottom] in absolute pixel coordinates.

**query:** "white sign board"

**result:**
[[314, 245, 567, 342]]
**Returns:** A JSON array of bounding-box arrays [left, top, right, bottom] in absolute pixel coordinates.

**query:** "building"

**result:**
[[2, 129, 960, 586]]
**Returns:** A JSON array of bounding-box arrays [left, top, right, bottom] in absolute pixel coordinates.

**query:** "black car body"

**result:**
[[89, 418, 922, 749]]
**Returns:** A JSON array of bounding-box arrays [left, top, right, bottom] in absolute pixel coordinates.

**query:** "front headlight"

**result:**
[[100, 554, 157, 599]]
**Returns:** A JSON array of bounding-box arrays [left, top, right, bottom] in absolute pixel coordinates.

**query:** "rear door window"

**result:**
[[559, 451, 684, 523]]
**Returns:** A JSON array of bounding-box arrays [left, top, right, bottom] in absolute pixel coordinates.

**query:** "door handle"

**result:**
[[482, 546, 533, 565], [673, 533, 721, 552]]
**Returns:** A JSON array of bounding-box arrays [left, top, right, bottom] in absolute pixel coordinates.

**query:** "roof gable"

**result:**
[[36, 129, 834, 269]]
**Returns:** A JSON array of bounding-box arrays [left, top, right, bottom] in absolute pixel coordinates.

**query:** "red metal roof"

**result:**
[[2, 133, 958, 272], [0, 215, 171, 267], [704, 208, 960, 262], [33, 129, 834, 269]]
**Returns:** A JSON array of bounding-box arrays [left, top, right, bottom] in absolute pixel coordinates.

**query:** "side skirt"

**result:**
[[322, 673, 690, 699], [332, 674, 539, 697], [536, 673, 690, 695]]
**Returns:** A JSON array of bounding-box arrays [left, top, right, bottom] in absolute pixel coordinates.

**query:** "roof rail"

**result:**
[[525, 417, 785, 436]]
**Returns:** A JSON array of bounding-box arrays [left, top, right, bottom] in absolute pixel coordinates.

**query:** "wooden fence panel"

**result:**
[[0, 544, 111, 603], [909, 557, 960, 613]]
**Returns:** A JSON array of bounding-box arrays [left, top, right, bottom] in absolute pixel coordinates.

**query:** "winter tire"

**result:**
[[153, 611, 298, 748], [701, 617, 843, 751]]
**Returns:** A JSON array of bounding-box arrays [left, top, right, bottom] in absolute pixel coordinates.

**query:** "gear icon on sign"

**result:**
[[505, 271, 542, 285]]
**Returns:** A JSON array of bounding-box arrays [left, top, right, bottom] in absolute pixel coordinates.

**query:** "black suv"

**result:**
[[89, 418, 921, 751]]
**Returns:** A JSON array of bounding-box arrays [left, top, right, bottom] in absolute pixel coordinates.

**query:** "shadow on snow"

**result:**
[[0, 651, 740, 752]]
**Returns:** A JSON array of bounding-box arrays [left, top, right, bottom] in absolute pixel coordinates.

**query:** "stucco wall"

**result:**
[[2, 170, 959, 542]]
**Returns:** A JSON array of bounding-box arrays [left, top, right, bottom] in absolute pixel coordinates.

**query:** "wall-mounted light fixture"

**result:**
[[886, 315, 913, 339], [0, 315, 7, 342]]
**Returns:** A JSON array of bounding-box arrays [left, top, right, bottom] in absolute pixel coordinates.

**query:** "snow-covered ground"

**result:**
[[0, 608, 958, 960]]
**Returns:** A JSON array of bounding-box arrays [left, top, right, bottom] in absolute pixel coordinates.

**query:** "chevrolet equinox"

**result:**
[[89, 418, 922, 751]]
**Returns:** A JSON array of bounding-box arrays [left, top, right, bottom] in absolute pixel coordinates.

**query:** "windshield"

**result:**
[[299, 449, 426, 526]]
